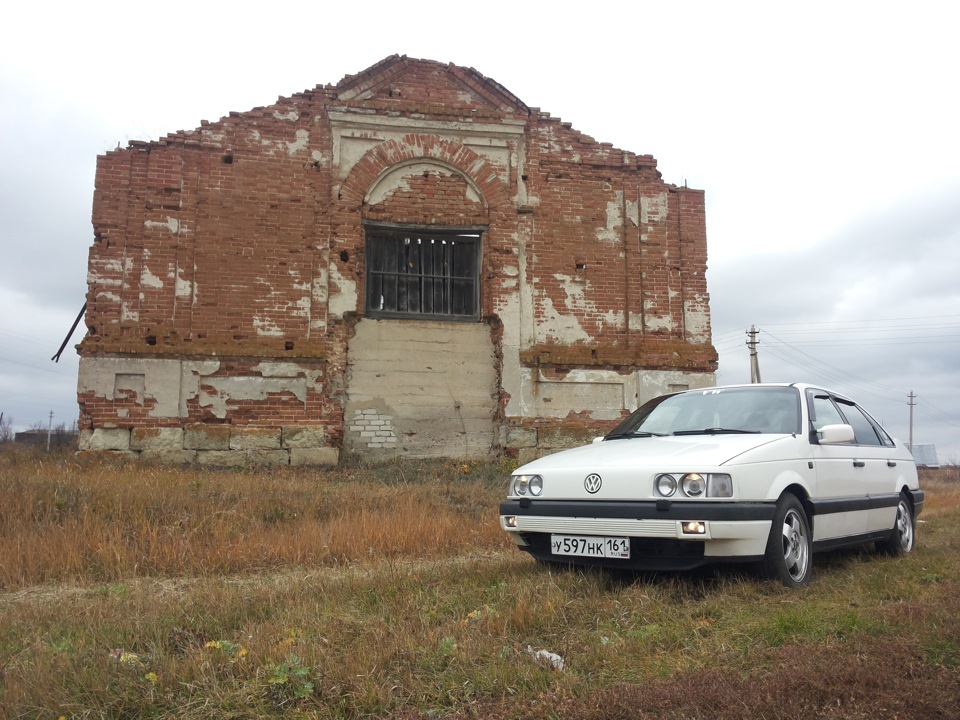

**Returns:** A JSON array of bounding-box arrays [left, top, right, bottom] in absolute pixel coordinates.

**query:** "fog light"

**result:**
[[682, 521, 706, 535], [505, 516, 518, 528]]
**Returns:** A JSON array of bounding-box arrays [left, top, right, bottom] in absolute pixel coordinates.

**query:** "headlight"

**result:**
[[511, 475, 543, 497], [512, 475, 528, 495], [654, 473, 733, 498], [655, 474, 678, 497], [681, 473, 706, 497]]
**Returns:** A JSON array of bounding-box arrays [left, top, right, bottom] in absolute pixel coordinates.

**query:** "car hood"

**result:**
[[517, 433, 790, 474]]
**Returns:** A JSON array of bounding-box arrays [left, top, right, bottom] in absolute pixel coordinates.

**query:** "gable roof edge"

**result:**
[[445, 63, 529, 115]]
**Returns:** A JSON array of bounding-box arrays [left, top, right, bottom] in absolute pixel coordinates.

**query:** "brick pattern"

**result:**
[[347, 409, 399, 450]]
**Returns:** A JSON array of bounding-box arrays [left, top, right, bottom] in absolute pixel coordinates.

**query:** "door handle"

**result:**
[[853, 460, 865, 468], [887, 461, 897, 468]]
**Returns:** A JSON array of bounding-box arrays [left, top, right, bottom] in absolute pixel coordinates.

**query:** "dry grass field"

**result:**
[[1, 446, 958, 719]]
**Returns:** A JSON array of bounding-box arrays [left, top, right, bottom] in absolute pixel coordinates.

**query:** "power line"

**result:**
[[734, 313, 960, 328], [0, 354, 77, 378], [761, 330, 905, 398], [713, 315, 960, 344]]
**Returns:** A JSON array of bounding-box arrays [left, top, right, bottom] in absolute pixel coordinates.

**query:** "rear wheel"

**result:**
[[763, 494, 812, 588], [877, 492, 915, 556]]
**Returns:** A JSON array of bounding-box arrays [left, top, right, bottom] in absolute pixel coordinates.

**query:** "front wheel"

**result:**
[[763, 494, 812, 588], [877, 493, 915, 556]]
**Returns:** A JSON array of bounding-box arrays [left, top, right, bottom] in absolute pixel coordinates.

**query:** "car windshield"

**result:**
[[606, 386, 802, 438]]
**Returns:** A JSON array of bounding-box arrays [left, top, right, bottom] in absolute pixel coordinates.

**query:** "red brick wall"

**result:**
[[80, 56, 715, 454]]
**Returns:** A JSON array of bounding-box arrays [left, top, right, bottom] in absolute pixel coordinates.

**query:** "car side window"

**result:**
[[808, 392, 845, 431], [866, 414, 895, 448], [836, 399, 884, 446]]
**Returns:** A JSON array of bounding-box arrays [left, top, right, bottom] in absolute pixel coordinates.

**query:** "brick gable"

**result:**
[[79, 56, 715, 465]]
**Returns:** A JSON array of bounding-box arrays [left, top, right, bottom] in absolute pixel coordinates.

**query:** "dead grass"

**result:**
[[0, 449, 510, 589], [1, 452, 958, 719]]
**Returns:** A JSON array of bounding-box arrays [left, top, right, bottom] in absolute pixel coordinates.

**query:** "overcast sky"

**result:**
[[2, 1, 958, 460]]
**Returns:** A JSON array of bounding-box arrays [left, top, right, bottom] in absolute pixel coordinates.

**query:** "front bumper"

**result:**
[[499, 499, 775, 570]]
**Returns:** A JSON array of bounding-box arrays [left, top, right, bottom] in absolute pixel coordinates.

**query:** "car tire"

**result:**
[[763, 493, 812, 588], [876, 492, 915, 556]]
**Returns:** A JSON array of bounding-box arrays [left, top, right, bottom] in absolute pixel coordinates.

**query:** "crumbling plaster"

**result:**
[[78, 358, 326, 421], [328, 111, 524, 182], [79, 357, 220, 419], [82, 56, 716, 465], [365, 161, 484, 206]]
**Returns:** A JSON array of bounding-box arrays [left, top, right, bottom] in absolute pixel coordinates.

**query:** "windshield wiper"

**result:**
[[672, 428, 761, 436], [604, 431, 667, 440]]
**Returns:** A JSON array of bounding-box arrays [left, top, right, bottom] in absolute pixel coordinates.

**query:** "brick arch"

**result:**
[[364, 158, 487, 211], [339, 134, 511, 214]]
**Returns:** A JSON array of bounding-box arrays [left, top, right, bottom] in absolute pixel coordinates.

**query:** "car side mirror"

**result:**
[[818, 423, 855, 444]]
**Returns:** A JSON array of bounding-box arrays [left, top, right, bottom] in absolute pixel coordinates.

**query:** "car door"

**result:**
[[806, 389, 868, 540], [832, 398, 900, 533]]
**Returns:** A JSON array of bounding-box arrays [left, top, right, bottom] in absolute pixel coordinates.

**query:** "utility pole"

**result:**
[[746, 325, 762, 383], [46, 410, 53, 452], [907, 391, 916, 451]]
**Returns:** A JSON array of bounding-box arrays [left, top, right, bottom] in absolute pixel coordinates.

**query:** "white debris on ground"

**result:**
[[526, 645, 565, 671]]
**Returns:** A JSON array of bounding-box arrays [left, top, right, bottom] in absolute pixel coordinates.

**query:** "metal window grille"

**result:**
[[365, 228, 481, 320]]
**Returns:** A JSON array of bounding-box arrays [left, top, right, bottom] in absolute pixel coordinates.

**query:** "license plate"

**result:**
[[550, 535, 631, 559]]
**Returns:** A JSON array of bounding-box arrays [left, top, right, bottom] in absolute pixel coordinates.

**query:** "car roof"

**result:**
[[680, 383, 853, 401]]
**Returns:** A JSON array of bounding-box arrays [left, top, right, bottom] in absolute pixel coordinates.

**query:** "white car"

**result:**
[[500, 383, 923, 587]]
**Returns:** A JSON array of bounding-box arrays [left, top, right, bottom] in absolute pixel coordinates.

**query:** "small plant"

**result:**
[[266, 654, 315, 706], [204, 639, 247, 661]]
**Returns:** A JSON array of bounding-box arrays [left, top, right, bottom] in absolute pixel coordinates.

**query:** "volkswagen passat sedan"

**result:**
[[499, 383, 923, 587]]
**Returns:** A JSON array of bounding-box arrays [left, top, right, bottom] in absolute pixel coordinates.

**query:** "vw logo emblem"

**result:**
[[584, 474, 602, 494]]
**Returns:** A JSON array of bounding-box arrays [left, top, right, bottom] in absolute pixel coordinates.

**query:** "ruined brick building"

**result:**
[[78, 55, 717, 465]]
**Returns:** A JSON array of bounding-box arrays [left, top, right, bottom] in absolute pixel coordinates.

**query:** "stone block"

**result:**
[[538, 426, 603, 449], [76, 449, 138, 461], [139, 449, 198, 465], [131, 427, 184, 452], [184, 424, 231, 451], [289, 447, 340, 466], [516, 447, 539, 466], [246, 449, 290, 466], [229, 427, 281, 450], [281, 426, 327, 449], [505, 426, 537, 449], [78, 428, 131, 451], [196, 450, 247, 467]]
